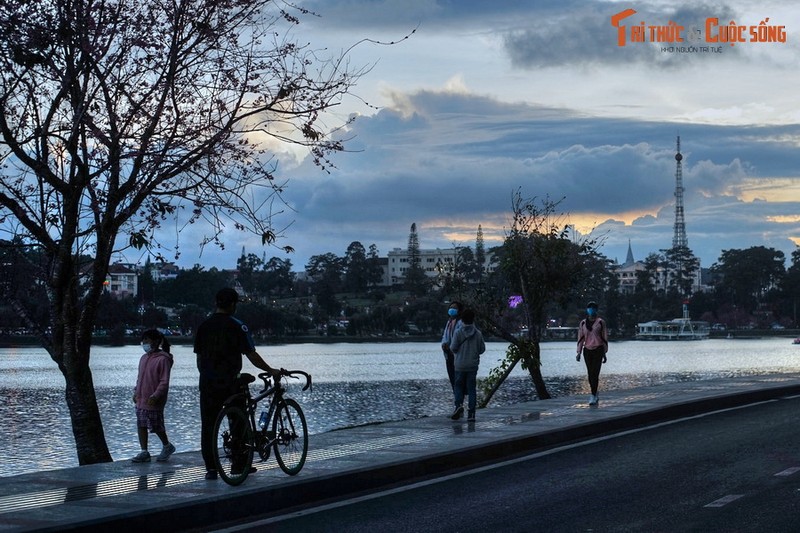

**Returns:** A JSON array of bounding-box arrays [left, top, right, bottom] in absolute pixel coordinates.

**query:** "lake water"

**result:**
[[2, 337, 800, 479]]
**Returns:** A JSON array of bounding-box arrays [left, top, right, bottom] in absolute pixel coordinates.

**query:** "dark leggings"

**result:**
[[444, 349, 455, 391], [583, 347, 605, 395]]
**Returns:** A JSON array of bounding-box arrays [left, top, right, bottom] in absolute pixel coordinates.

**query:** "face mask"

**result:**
[[141, 342, 154, 353], [448, 308, 458, 317], [586, 308, 597, 317]]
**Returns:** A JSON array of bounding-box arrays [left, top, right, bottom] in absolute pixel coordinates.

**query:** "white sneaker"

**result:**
[[588, 395, 598, 406]]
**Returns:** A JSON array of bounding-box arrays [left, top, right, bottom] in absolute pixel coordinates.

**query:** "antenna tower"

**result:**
[[672, 136, 688, 249]]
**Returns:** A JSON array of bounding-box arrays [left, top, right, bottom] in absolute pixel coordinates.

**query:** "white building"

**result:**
[[384, 247, 494, 286], [105, 262, 138, 298], [612, 242, 703, 295]]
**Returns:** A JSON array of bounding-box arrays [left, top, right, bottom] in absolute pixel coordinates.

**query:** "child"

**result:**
[[131, 329, 176, 462], [449, 309, 486, 422]]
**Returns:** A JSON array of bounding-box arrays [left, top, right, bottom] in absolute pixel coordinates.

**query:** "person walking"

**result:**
[[194, 287, 281, 480], [131, 329, 176, 463], [576, 301, 609, 406], [440, 301, 463, 391], [449, 308, 485, 422]]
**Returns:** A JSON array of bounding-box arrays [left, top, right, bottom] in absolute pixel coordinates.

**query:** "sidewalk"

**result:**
[[3, 373, 800, 532]]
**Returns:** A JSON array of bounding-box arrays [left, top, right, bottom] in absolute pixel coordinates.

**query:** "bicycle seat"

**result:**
[[235, 373, 256, 386]]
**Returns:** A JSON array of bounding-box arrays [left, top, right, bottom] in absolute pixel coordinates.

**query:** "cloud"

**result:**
[[154, 2, 800, 274], [230, 88, 795, 269]]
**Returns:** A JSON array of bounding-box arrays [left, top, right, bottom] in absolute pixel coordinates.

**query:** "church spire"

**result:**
[[625, 239, 635, 266]]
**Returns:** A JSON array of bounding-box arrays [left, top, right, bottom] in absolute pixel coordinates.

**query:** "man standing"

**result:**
[[194, 287, 281, 480]]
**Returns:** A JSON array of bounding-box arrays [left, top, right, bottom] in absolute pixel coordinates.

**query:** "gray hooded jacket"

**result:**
[[449, 324, 486, 372]]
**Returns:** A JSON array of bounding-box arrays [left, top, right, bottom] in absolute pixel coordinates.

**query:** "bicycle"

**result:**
[[211, 368, 311, 486]]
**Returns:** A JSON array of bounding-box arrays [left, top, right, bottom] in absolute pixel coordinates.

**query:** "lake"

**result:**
[[2, 337, 799, 478]]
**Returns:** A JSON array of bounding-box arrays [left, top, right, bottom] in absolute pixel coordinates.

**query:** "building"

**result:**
[[148, 262, 180, 282], [105, 262, 138, 298], [384, 247, 495, 286], [613, 241, 646, 294]]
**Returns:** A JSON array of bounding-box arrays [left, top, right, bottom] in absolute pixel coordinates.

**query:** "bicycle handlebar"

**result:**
[[257, 369, 312, 392]]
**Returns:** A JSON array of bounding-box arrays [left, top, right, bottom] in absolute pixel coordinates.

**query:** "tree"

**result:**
[[662, 245, 700, 297], [474, 225, 486, 283], [781, 247, 800, 327], [404, 223, 429, 296], [156, 266, 233, 308], [711, 246, 786, 314], [137, 258, 156, 305], [263, 256, 295, 298], [366, 244, 384, 287], [236, 252, 265, 299], [451, 191, 602, 404], [455, 246, 477, 282], [343, 241, 370, 293], [305, 253, 343, 318], [0, 0, 366, 465]]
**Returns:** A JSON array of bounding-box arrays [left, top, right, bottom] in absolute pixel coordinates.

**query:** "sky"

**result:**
[[166, 0, 800, 273]]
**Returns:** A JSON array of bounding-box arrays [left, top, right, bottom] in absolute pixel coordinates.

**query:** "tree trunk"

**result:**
[[64, 360, 112, 465], [479, 355, 520, 408], [520, 340, 551, 400], [47, 242, 114, 466]]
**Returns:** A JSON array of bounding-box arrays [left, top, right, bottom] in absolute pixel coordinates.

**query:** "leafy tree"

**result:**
[[0, 0, 365, 464], [263, 257, 295, 298], [711, 246, 786, 314], [236, 252, 265, 299], [0, 240, 50, 329], [343, 241, 371, 293], [366, 244, 384, 287], [94, 293, 138, 332], [662, 245, 700, 297], [404, 223, 429, 296], [455, 246, 477, 282], [140, 305, 169, 330], [305, 253, 343, 318], [781, 248, 800, 326], [156, 266, 233, 308], [178, 304, 208, 336]]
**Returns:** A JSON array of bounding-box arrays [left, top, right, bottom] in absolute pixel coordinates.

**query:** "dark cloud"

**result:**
[[258, 89, 800, 268], [158, 2, 800, 271], [502, 3, 748, 69]]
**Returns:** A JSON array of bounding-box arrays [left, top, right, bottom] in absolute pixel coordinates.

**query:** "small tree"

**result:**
[[452, 190, 603, 404], [474, 225, 486, 283], [0, 0, 367, 464], [404, 223, 429, 296]]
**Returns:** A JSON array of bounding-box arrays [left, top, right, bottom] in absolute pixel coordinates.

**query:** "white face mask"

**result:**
[[141, 342, 154, 353]]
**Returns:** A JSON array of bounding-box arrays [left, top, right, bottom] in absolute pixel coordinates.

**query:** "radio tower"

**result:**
[[672, 136, 688, 249]]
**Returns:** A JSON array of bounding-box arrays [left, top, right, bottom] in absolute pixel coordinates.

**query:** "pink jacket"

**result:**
[[134, 350, 173, 410], [577, 318, 608, 354]]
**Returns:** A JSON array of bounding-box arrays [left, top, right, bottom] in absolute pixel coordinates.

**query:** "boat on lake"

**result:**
[[635, 302, 710, 341]]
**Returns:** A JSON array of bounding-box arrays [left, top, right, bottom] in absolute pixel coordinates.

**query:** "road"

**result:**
[[212, 394, 800, 532]]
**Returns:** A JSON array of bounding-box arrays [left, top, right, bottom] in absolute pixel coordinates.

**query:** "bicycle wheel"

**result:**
[[211, 404, 254, 486], [272, 398, 308, 475]]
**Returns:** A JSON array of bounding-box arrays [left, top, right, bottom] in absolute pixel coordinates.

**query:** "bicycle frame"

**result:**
[[220, 370, 311, 461]]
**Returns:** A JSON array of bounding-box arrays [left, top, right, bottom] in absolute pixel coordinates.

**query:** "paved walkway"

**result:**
[[3, 374, 800, 532]]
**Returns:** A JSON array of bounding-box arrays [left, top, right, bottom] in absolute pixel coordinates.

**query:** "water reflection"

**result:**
[[3, 338, 800, 479]]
